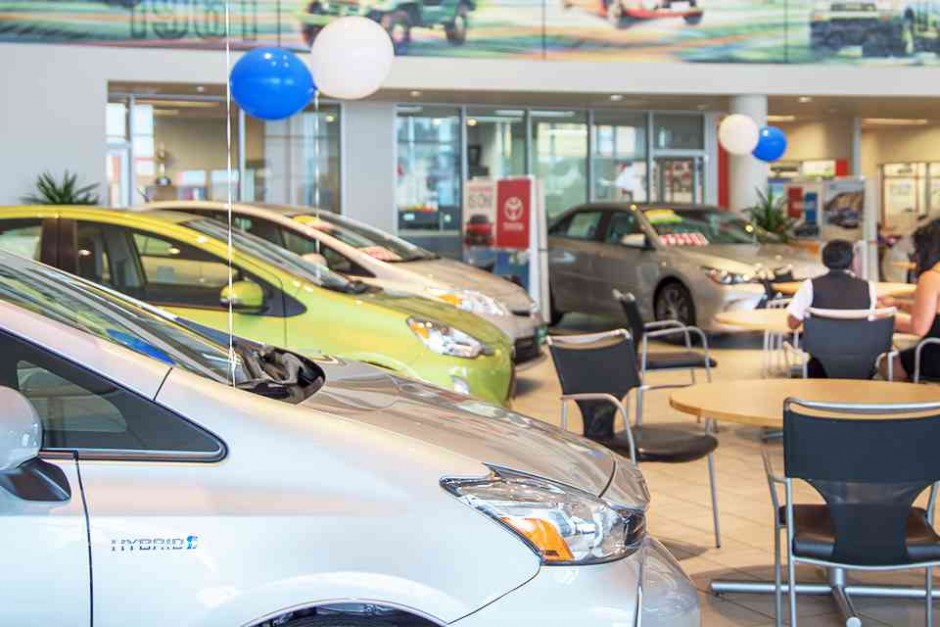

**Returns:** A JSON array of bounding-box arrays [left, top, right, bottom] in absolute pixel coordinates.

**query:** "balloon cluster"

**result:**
[[718, 114, 787, 163], [230, 17, 394, 121]]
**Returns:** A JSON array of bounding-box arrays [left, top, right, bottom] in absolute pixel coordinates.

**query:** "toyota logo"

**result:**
[[504, 197, 524, 221]]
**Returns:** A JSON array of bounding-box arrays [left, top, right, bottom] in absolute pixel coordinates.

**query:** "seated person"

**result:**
[[786, 239, 876, 377], [883, 220, 940, 381]]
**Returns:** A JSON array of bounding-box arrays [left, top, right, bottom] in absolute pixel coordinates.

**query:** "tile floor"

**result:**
[[512, 314, 940, 626]]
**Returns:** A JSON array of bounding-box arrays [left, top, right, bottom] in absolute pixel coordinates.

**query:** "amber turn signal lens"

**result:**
[[501, 516, 574, 562]]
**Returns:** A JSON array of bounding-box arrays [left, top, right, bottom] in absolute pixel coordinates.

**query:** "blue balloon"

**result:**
[[752, 126, 788, 162], [230, 47, 315, 121]]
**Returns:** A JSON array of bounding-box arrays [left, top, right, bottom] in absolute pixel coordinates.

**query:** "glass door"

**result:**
[[652, 156, 704, 204]]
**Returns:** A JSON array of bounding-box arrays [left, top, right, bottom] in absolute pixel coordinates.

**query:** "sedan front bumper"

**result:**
[[451, 538, 698, 626], [694, 283, 766, 332]]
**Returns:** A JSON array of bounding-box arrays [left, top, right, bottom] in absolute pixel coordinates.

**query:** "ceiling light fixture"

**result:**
[[467, 118, 478, 127], [798, 96, 812, 104], [862, 117, 929, 126], [767, 115, 796, 122], [609, 94, 624, 102], [409, 90, 422, 98]]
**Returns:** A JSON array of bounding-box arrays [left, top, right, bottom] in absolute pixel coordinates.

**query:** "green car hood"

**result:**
[[360, 290, 509, 347]]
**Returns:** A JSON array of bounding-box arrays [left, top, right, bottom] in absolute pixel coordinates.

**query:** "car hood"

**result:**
[[301, 357, 616, 496], [673, 243, 824, 279], [400, 258, 535, 314], [358, 289, 509, 347]]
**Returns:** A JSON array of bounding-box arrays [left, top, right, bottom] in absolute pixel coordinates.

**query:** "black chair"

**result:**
[[800, 307, 897, 380], [776, 398, 940, 627], [915, 338, 940, 384], [613, 289, 716, 380], [547, 329, 721, 547]]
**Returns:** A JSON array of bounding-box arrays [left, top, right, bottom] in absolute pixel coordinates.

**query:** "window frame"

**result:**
[[2, 329, 227, 463]]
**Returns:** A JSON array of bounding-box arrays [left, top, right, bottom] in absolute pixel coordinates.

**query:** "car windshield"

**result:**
[[281, 209, 438, 263], [643, 207, 766, 245], [185, 218, 368, 293], [0, 252, 246, 384]]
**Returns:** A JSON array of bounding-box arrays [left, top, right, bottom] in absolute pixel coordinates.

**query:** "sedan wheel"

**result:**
[[655, 282, 696, 327]]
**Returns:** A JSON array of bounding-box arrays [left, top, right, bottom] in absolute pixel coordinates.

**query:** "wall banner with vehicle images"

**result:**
[[7, 0, 940, 66]]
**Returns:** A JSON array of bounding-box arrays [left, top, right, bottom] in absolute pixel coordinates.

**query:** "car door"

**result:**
[[62, 219, 290, 348], [548, 208, 609, 313], [0, 330, 93, 625], [594, 208, 657, 316]]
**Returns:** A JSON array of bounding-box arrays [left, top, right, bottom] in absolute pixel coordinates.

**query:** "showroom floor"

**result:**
[[514, 314, 940, 626]]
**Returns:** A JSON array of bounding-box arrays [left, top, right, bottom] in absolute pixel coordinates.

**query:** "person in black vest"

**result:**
[[785, 239, 876, 377]]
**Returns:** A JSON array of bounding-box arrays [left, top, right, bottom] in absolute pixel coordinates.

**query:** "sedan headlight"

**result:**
[[442, 468, 646, 565], [426, 288, 510, 317], [407, 317, 484, 359], [702, 266, 757, 285]]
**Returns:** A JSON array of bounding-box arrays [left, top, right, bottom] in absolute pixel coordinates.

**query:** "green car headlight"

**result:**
[[407, 317, 484, 359]]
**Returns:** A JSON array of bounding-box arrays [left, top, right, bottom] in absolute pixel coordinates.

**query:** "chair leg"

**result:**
[[774, 525, 782, 627], [928, 566, 934, 627], [707, 452, 721, 548], [560, 401, 569, 432], [788, 541, 798, 627]]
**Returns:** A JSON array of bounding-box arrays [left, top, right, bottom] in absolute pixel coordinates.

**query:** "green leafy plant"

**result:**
[[745, 188, 794, 241], [22, 171, 99, 205]]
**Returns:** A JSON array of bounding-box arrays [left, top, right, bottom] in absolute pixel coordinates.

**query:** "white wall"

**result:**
[[776, 118, 854, 164], [340, 101, 397, 232]]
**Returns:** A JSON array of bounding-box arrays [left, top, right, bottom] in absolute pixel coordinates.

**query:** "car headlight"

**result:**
[[426, 288, 510, 317], [442, 467, 646, 565], [702, 266, 757, 285], [407, 317, 484, 359]]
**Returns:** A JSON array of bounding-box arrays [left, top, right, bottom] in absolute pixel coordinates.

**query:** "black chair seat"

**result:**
[[645, 351, 717, 371], [778, 504, 940, 564], [587, 425, 718, 463]]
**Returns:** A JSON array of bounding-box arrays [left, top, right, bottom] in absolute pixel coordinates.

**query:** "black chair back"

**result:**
[[784, 401, 940, 565], [802, 314, 894, 379], [613, 291, 646, 346], [548, 331, 641, 438]]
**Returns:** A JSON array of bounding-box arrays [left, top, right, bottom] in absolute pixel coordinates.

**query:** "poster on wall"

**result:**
[[7, 0, 940, 66]]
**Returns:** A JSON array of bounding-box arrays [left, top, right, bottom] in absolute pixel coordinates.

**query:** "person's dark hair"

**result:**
[[821, 239, 855, 271], [914, 219, 940, 276]]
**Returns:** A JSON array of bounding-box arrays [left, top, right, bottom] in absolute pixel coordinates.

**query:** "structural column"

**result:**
[[850, 116, 863, 177], [728, 94, 768, 213]]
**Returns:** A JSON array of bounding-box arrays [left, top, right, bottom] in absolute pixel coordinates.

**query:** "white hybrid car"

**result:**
[[140, 201, 547, 364], [0, 251, 699, 627]]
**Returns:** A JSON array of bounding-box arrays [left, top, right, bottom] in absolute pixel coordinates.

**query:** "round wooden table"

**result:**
[[670, 379, 940, 429], [772, 281, 916, 298], [715, 309, 791, 334]]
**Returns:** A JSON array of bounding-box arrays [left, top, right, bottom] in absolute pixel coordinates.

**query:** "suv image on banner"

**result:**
[[299, 0, 474, 52], [811, 0, 940, 57]]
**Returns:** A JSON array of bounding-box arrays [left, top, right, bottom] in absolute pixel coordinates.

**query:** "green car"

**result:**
[[0, 206, 514, 405]]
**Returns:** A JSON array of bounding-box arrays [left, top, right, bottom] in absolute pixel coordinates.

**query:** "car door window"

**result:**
[[605, 211, 640, 244], [564, 211, 604, 241], [0, 330, 224, 460], [0, 219, 43, 260]]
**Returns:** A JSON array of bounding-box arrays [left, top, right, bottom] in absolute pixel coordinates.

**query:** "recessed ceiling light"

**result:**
[[767, 114, 796, 122], [862, 117, 929, 126], [609, 94, 624, 102], [467, 118, 478, 127], [195, 85, 206, 93], [409, 90, 422, 98], [798, 96, 812, 104], [325, 114, 336, 123]]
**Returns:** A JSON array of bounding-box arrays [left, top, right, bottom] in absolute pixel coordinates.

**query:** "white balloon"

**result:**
[[310, 17, 395, 100], [718, 114, 760, 156]]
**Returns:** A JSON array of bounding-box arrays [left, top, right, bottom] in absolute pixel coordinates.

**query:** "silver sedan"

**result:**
[[548, 203, 825, 331]]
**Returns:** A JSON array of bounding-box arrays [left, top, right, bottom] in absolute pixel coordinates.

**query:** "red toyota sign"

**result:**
[[495, 178, 531, 249]]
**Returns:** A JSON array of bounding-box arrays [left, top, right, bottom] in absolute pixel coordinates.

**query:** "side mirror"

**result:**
[[220, 280, 265, 314], [302, 252, 329, 267], [620, 233, 650, 249], [0, 387, 41, 473]]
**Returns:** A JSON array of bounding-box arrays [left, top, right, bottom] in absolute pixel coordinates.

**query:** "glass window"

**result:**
[[133, 232, 233, 291], [644, 207, 757, 245], [1, 330, 224, 460], [290, 211, 437, 262], [533, 110, 588, 219], [653, 114, 704, 150], [396, 106, 462, 234], [561, 210, 604, 240], [0, 220, 43, 260], [593, 112, 647, 203], [466, 108, 526, 179], [605, 211, 640, 244]]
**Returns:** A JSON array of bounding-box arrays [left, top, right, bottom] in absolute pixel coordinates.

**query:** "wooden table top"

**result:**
[[772, 281, 916, 298], [715, 309, 792, 334], [670, 379, 940, 429]]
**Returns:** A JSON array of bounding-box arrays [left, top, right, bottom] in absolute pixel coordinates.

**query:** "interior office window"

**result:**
[[533, 110, 588, 219], [396, 106, 462, 233], [653, 114, 705, 150], [0, 220, 43, 260], [593, 112, 647, 203], [250, 103, 342, 212], [466, 108, 526, 179], [106, 101, 132, 207]]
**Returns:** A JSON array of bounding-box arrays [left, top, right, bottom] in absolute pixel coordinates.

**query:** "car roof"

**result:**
[[2, 205, 203, 225], [140, 200, 330, 218], [570, 202, 720, 212]]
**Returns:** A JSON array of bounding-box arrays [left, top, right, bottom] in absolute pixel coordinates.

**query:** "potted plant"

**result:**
[[745, 188, 794, 242], [22, 171, 99, 205]]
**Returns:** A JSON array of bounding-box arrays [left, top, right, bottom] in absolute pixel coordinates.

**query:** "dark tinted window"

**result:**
[[605, 211, 640, 244], [0, 330, 224, 460], [558, 211, 604, 241]]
